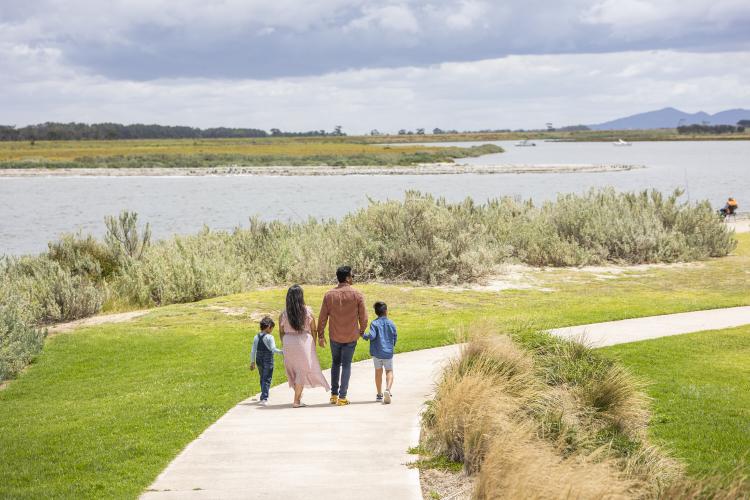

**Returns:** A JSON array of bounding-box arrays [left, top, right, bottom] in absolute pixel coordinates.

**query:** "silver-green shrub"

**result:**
[[0, 304, 46, 381], [1, 256, 103, 324]]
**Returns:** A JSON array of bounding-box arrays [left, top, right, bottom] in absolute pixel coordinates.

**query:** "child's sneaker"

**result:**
[[259, 400, 268, 407], [336, 397, 350, 406], [329, 394, 339, 405], [383, 390, 392, 404], [376, 393, 383, 402]]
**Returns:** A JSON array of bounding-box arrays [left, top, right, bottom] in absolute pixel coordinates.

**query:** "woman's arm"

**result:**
[[309, 314, 318, 345]]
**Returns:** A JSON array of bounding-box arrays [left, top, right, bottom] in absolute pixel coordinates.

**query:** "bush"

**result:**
[[48, 233, 118, 280], [0, 305, 46, 381], [420, 330, 685, 498], [1, 256, 103, 324]]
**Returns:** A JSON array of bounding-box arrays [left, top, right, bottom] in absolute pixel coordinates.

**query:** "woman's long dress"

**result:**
[[281, 306, 330, 390]]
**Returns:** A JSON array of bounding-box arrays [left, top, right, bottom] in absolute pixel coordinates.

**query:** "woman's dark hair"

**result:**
[[285, 285, 307, 331], [259, 316, 275, 331]]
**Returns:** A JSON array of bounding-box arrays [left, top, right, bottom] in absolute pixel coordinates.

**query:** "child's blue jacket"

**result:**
[[363, 317, 397, 359]]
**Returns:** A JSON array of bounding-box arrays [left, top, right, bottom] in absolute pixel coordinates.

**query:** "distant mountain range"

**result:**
[[588, 107, 750, 130]]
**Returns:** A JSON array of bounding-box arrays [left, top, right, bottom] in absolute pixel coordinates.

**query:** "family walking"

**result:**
[[249, 266, 397, 407]]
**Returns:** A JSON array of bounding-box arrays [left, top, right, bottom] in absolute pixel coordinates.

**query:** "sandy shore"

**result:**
[[0, 163, 643, 177]]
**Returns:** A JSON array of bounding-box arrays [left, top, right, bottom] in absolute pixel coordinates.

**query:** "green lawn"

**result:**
[[604, 324, 750, 477], [1, 234, 749, 498]]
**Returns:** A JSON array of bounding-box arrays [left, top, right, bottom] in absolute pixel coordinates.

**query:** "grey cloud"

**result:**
[[2, 0, 750, 80], [2, 50, 749, 132]]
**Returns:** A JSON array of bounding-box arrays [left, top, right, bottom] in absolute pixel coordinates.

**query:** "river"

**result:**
[[1, 140, 747, 255]]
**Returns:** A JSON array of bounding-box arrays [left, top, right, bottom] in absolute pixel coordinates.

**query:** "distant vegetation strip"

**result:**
[[0, 189, 736, 381], [0, 141, 502, 168]]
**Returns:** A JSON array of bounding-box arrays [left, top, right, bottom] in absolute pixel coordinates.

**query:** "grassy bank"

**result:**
[[0, 139, 501, 169], [1, 233, 749, 498], [604, 325, 750, 478]]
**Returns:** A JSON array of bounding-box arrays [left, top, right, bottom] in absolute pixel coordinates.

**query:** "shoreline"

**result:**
[[0, 163, 644, 177]]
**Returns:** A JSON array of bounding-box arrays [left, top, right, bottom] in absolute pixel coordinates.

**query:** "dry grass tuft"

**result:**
[[420, 330, 715, 499], [577, 364, 650, 435], [475, 433, 636, 500]]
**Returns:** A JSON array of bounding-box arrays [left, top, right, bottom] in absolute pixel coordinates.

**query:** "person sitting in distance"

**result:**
[[719, 197, 738, 219]]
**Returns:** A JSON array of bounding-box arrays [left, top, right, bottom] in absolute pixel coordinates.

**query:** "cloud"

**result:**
[[1, 0, 749, 79], [2, 48, 748, 132]]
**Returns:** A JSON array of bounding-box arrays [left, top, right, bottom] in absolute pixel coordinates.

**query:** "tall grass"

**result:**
[[420, 330, 747, 499], [0, 189, 737, 381]]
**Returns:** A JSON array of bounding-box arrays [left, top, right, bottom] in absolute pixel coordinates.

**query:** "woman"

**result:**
[[279, 285, 330, 407]]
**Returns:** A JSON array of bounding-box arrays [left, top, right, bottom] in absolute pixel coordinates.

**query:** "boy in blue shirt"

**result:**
[[363, 302, 397, 404], [250, 316, 283, 406]]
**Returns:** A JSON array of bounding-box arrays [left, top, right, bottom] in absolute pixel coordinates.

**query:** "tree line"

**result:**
[[677, 124, 746, 135], [0, 123, 347, 141]]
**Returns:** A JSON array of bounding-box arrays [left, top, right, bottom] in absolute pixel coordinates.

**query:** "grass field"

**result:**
[[0, 138, 501, 168], [1, 127, 747, 168], [1, 233, 748, 498], [604, 324, 750, 477]]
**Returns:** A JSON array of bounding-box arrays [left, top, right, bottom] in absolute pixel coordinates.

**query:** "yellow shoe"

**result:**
[[329, 395, 339, 405], [336, 397, 350, 406]]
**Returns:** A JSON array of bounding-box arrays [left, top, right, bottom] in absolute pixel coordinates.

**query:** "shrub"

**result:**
[[1, 256, 103, 324], [0, 305, 46, 381], [104, 211, 151, 261], [48, 233, 118, 280], [421, 330, 684, 498]]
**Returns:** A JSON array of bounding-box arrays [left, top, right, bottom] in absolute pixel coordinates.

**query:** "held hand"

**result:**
[[249, 363, 256, 371], [318, 337, 326, 348]]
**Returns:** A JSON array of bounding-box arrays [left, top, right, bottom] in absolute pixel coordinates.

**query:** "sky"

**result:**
[[1, 0, 749, 133]]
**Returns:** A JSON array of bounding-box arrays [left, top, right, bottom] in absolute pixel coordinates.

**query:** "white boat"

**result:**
[[515, 139, 536, 147], [613, 139, 632, 146]]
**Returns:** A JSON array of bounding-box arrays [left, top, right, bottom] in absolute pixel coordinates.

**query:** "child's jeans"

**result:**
[[257, 357, 274, 401]]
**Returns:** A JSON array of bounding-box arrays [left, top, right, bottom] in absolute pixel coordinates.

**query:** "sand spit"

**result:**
[[0, 163, 643, 177]]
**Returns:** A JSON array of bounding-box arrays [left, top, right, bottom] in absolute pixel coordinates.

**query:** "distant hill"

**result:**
[[589, 107, 750, 130]]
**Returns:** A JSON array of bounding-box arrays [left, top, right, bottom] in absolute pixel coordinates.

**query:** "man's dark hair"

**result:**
[[260, 316, 275, 331], [374, 301, 388, 317], [336, 265, 352, 283]]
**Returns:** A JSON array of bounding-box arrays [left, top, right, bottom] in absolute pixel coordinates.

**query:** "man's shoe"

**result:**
[[336, 397, 350, 406], [329, 395, 339, 405], [376, 393, 383, 402], [383, 390, 392, 404], [259, 399, 268, 407]]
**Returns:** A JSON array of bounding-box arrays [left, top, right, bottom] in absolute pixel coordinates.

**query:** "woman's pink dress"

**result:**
[[281, 306, 330, 390]]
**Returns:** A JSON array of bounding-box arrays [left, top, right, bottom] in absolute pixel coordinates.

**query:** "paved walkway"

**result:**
[[550, 306, 750, 347], [143, 305, 750, 499], [143, 345, 460, 500]]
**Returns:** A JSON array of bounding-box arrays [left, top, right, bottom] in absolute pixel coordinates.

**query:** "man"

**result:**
[[719, 197, 738, 219], [318, 265, 368, 406]]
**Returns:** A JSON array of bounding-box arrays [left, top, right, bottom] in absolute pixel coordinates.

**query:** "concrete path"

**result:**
[[550, 306, 750, 347], [142, 345, 460, 500]]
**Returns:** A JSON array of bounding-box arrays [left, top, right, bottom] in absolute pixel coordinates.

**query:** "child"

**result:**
[[363, 301, 397, 404], [250, 316, 283, 406]]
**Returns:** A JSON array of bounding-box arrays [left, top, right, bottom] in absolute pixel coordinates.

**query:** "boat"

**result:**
[[613, 139, 632, 146], [515, 139, 536, 147]]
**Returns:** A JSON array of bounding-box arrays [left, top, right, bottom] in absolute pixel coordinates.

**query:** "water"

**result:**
[[1, 140, 748, 255]]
